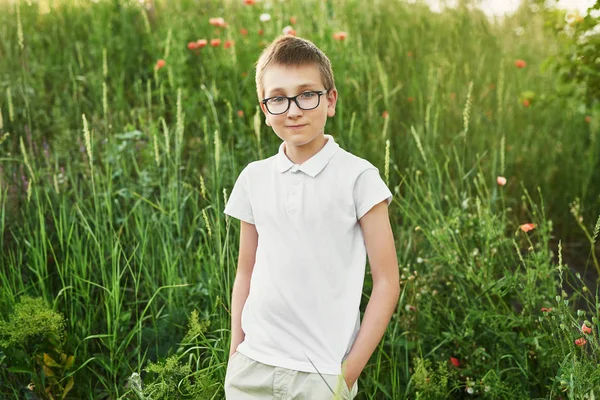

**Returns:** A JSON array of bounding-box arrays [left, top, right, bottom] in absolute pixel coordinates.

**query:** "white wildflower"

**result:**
[[461, 198, 469, 210], [565, 10, 580, 25]]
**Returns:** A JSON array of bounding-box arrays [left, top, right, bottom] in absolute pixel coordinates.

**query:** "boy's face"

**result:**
[[260, 63, 337, 149]]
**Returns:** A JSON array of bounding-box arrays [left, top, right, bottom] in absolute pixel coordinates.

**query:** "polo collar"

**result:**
[[277, 134, 339, 178]]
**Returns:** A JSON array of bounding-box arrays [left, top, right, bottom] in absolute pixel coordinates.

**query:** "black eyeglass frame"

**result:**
[[261, 90, 329, 115]]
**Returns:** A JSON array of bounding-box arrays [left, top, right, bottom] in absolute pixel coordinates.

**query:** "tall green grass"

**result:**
[[1, 0, 599, 398]]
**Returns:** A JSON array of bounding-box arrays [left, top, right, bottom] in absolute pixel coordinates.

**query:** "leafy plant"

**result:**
[[0, 297, 75, 399], [412, 357, 454, 399], [542, 0, 600, 113], [125, 310, 219, 399]]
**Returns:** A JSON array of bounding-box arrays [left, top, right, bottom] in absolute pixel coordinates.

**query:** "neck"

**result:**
[[284, 135, 328, 165]]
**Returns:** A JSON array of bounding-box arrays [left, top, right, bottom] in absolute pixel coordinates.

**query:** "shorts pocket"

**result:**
[[339, 377, 358, 399], [336, 375, 349, 399], [224, 352, 243, 386], [348, 380, 358, 399]]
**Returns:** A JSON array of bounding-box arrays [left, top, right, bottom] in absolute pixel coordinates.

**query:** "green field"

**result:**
[[1, 0, 600, 398]]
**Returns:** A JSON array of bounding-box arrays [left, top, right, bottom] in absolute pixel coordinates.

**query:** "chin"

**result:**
[[288, 133, 318, 144]]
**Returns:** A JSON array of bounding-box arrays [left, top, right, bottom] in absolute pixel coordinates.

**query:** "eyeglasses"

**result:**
[[261, 90, 328, 115]]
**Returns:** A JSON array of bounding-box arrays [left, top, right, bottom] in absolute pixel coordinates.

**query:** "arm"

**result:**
[[342, 200, 400, 387], [229, 220, 259, 358]]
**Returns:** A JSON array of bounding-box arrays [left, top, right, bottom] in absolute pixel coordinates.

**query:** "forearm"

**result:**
[[230, 272, 252, 355], [343, 280, 400, 380]]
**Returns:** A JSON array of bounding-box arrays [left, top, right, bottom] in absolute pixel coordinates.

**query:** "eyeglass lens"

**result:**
[[266, 92, 321, 114]]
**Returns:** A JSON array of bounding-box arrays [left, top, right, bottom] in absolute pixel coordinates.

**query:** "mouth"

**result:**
[[287, 124, 307, 130]]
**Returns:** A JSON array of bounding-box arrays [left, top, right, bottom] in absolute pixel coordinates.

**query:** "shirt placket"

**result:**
[[286, 165, 304, 218]]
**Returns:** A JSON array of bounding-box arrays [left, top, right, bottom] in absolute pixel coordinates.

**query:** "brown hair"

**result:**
[[255, 35, 335, 101]]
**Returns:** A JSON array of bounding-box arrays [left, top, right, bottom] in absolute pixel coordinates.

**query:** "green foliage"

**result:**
[[412, 357, 453, 399], [125, 310, 219, 400], [385, 156, 600, 398], [180, 310, 211, 346], [0, 297, 65, 350], [534, 257, 600, 397], [0, 297, 75, 399], [545, 0, 600, 112], [478, 370, 528, 399], [1, 0, 600, 398], [142, 356, 212, 399]]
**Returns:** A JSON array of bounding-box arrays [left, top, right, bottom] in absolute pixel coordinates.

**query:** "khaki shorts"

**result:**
[[224, 351, 358, 399]]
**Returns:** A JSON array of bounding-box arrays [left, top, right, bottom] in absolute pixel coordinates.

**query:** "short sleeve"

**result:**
[[353, 167, 393, 220], [223, 165, 255, 224]]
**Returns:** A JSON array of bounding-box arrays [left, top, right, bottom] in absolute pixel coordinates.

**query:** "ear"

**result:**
[[260, 102, 272, 126], [326, 88, 338, 118]]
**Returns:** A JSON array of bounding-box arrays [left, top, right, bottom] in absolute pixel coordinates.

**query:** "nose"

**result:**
[[287, 98, 303, 118]]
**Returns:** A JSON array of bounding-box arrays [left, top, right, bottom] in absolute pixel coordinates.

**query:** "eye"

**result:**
[[300, 91, 317, 98], [268, 96, 286, 104]]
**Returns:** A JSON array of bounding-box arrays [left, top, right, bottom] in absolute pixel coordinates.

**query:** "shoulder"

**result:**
[[242, 155, 277, 177], [332, 147, 379, 178]]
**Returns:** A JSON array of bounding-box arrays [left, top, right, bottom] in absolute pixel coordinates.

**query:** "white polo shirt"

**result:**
[[223, 134, 393, 375]]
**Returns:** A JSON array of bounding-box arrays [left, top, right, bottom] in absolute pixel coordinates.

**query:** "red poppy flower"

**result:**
[[290, 16, 297, 24], [224, 40, 235, 49], [240, 28, 248, 36], [382, 111, 389, 119], [541, 307, 552, 313], [407, 51, 413, 58], [582, 323, 592, 335], [496, 176, 507, 186], [210, 39, 221, 47], [241, 71, 248, 77], [283, 26, 296, 36], [522, 99, 530, 107], [244, 0, 256, 4], [196, 39, 208, 48], [575, 337, 587, 347], [258, 29, 264, 36], [520, 223, 536, 233], [209, 17, 227, 28], [514, 59, 527, 68], [187, 41, 198, 50], [407, 97, 414, 103], [333, 31, 348, 41], [237, 110, 244, 117], [585, 116, 592, 123], [450, 357, 460, 367], [155, 59, 166, 70]]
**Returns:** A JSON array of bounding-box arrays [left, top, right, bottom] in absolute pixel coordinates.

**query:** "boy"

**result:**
[[223, 35, 400, 399]]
